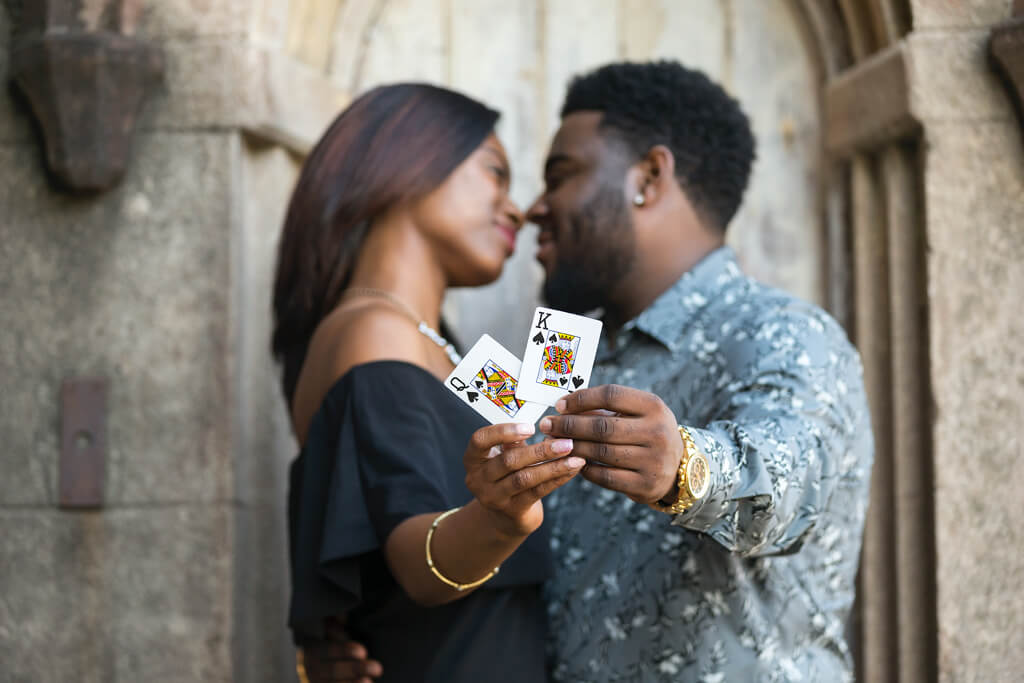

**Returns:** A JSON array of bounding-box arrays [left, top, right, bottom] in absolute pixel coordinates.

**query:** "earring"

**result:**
[[633, 194, 645, 206]]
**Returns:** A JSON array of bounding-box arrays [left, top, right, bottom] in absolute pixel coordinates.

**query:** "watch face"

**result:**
[[686, 454, 710, 499]]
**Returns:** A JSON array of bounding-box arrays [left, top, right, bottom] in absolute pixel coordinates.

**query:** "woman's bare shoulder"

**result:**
[[291, 303, 430, 441], [313, 303, 430, 381]]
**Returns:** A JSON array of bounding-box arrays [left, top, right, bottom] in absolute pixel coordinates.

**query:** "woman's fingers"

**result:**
[[464, 422, 536, 466], [482, 438, 574, 482], [494, 454, 585, 498], [512, 470, 581, 508]]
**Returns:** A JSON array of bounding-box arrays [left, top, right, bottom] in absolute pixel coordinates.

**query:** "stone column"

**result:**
[[908, 1, 1024, 680], [0, 1, 343, 680]]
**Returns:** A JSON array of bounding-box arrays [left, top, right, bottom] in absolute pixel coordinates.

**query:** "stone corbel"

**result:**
[[7, 0, 163, 192], [990, 0, 1024, 145]]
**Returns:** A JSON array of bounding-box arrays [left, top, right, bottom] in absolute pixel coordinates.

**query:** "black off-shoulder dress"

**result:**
[[287, 361, 551, 683]]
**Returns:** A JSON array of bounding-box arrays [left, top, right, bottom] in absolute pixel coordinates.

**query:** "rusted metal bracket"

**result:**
[[990, 1, 1024, 146], [59, 377, 109, 508], [7, 0, 163, 192]]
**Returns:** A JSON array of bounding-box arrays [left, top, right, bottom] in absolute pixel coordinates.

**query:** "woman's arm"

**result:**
[[384, 422, 582, 606]]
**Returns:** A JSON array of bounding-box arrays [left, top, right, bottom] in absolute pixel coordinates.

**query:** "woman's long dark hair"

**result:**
[[271, 84, 498, 405]]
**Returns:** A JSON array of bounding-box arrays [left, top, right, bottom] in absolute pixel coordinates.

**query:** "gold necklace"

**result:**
[[342, 287, 462, 365]]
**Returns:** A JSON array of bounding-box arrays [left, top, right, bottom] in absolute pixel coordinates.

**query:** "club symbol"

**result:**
[[559, 377, 568, 386], [467, 392, 479, 403], [572, 376, 584, 388], [532, 331, 545, 345]]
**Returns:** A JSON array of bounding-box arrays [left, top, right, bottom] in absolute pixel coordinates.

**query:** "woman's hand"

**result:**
[[463, 422, 584, 539]]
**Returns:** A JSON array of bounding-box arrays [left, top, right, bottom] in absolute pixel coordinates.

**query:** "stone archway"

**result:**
[[299, 1, 936, 679]]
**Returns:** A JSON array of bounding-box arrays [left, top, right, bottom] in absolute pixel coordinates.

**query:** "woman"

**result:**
[[272, 84, 582, 683]]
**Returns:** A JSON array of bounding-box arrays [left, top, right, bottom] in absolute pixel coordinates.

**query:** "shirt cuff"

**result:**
[[669, 425, 728, 531]]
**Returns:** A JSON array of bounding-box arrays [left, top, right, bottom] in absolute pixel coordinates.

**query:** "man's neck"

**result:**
[[602, 239, 723, 338]]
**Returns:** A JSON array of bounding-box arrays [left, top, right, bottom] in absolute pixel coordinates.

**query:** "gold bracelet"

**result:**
[[295, 649, 309, 683], [425, 506, 500, 591]]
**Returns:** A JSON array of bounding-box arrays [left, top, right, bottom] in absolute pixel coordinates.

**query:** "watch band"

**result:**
[[649, 425, 711, 514]]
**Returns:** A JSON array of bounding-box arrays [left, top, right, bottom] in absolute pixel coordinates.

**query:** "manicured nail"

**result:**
[[539, 417, 552, 433], [555, 398, 567, 413], [551, 438, 573, 454], [567, 457, 585, 469], [517, 422, 535, 436]]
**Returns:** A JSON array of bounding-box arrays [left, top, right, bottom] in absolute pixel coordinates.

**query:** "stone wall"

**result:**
[[909, 1, 1024, 680], [0, 1, 324, 680]]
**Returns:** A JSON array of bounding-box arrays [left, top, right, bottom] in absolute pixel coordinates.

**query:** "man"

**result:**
[[318, 60, 872, 682]]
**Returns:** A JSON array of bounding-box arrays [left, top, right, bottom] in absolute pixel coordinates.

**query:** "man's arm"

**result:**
[[541, 308, 870, 558]]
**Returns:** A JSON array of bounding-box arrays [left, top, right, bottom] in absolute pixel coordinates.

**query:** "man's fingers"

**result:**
[[326, 641, 368, 661], [579, 462, 647, 496], [556, 384, 652, 416], [496, 455, 585, 496], [569, 440, 641, 469], [465, 422, 536, 464], [539, 413, 643, 444]]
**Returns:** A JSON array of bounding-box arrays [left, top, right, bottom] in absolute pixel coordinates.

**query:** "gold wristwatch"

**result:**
[[649, 426, 711, 514]]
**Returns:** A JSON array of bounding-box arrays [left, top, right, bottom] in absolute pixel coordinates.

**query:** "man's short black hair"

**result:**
[[561, 60, 755, 232]]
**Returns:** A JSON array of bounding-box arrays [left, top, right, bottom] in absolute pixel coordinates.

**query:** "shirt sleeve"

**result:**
[[670, 307, 869, 558]]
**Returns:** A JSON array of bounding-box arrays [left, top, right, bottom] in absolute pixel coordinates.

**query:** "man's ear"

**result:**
[[629, 145, 676, 208]]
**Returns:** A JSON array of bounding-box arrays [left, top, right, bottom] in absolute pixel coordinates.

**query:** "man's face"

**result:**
[[528, 112, 637, 314]]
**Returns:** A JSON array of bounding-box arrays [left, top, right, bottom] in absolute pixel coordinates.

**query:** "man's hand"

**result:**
[[538, 384, 684, 505], [302, 617, 382, 683]]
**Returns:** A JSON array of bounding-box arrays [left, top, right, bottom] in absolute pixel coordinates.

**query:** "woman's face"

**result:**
[[412, 134, 524, 287]]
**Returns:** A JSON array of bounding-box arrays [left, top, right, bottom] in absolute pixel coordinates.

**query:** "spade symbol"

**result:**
[[467, 392, 479, 403], [475, 379, 484, 389], [549, 333, 558, 343], [572, 376, 584, 388], [559, 377, 568, 386], [532, 331, 545, 345]]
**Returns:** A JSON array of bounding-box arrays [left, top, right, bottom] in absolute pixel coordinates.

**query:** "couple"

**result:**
[[273, 61, 874, 682]]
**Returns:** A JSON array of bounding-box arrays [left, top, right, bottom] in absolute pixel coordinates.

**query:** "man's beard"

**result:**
[[542, 185, 636, 314]]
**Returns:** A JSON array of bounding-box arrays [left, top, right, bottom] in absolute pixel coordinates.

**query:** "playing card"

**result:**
[[444, 334, 549, 425], [515, 307, 603, 406]]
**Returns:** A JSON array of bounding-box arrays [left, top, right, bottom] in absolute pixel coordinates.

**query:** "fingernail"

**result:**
[[539, 417, 552, 433], [517, 422, 535, 436], [567, 456, 585, 469], [551, 438, 573, 454], [555, 398, 567, 413]]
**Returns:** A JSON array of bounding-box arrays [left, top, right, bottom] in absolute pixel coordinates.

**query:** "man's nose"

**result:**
[[526, 195, 547, 224]]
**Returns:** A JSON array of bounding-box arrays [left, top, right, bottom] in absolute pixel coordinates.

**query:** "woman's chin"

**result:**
[[454, 261, 504, 287]]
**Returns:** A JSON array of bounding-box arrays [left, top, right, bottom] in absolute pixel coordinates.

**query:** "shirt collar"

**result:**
[[611, 246, 742, 353]]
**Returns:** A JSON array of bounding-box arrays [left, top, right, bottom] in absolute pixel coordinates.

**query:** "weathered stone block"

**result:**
[[619, 0, 727, 83], [348, 0, 445, 91], [137, 39, 345, 154], [730, 0, 824, 305], [0, 507, 233, 682], [133, 0, 253, 40], [908, 30, 1017, 121], [542, 0, 618, 131], [911, 0, 1015, 30], [0, 133, 236, 506], [924, 121, 1024, 262], [930, 297, 1024, 682]]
